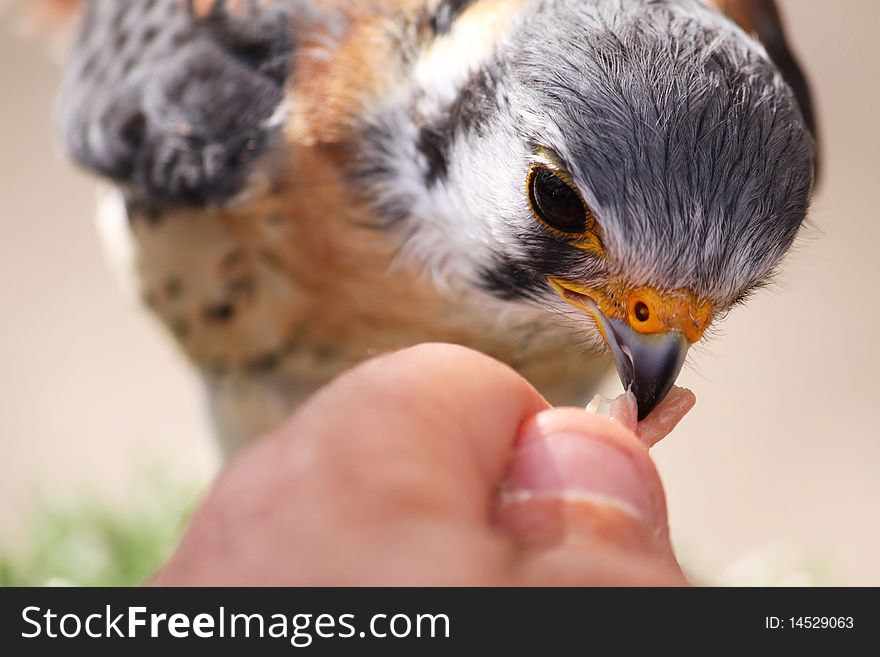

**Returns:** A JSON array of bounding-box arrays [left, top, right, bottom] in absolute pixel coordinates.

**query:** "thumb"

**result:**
[[497, 408, 687, 586]]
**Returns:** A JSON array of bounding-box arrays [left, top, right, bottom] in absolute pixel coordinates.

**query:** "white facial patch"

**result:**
[[413, 0, 527, 116], [357, 0, 532, 294]]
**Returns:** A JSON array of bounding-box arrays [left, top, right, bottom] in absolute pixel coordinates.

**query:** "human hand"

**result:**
[[152, 344, 688, 586]]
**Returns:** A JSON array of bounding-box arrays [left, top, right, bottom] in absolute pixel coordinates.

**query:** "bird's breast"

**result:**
[[116, 133, 604, 448]]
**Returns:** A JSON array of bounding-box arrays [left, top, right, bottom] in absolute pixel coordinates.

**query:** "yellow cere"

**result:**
[[548, 277, 714, 344]]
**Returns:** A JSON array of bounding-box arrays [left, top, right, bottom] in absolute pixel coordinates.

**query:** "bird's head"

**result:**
[[367, 0, 816, 418]]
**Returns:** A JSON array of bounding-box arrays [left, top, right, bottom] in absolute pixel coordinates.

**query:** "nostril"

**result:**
[[634, 301, 650, 323]]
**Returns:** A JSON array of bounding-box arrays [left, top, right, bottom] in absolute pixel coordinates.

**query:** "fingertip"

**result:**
[[498, 407, 675, 565]]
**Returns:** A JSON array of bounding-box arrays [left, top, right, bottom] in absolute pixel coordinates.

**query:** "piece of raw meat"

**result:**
[[586, 387, 696, 448]]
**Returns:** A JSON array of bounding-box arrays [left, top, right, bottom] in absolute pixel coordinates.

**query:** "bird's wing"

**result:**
[[49, 1, 366, 452], [55, 0, 312, 208], [706, 0, 820, 171]]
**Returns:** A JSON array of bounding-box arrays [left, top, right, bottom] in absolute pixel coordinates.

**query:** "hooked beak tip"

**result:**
[[599, 317, 690, 421]]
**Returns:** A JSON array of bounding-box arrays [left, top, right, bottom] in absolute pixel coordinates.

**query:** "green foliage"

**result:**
[[0, 476, 199, 587]]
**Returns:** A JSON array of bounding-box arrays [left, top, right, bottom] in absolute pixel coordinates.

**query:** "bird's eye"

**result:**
[[527, 166, 590, 235]]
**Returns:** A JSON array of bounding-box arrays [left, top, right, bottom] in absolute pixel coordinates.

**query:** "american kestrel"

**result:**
[[49, 0, 817, 454]]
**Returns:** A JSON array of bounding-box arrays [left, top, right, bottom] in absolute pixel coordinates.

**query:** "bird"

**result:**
[[44, 0, 817, 455]]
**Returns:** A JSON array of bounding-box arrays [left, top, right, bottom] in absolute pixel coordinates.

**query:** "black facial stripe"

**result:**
[[423, 0, 477, 36], [448, 68, 499, 136], [478, 235, 598, 302], [413, 69, 499, 187], [417, 126, 450, 186], [478, 258, 546, 301]]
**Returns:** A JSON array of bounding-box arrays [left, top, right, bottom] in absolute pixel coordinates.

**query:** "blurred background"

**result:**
[[1, 1, 878, 585]]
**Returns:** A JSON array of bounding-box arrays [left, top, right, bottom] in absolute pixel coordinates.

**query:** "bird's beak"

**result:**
[[593, 314, 689, 420], [548, 278, 711, 420]]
